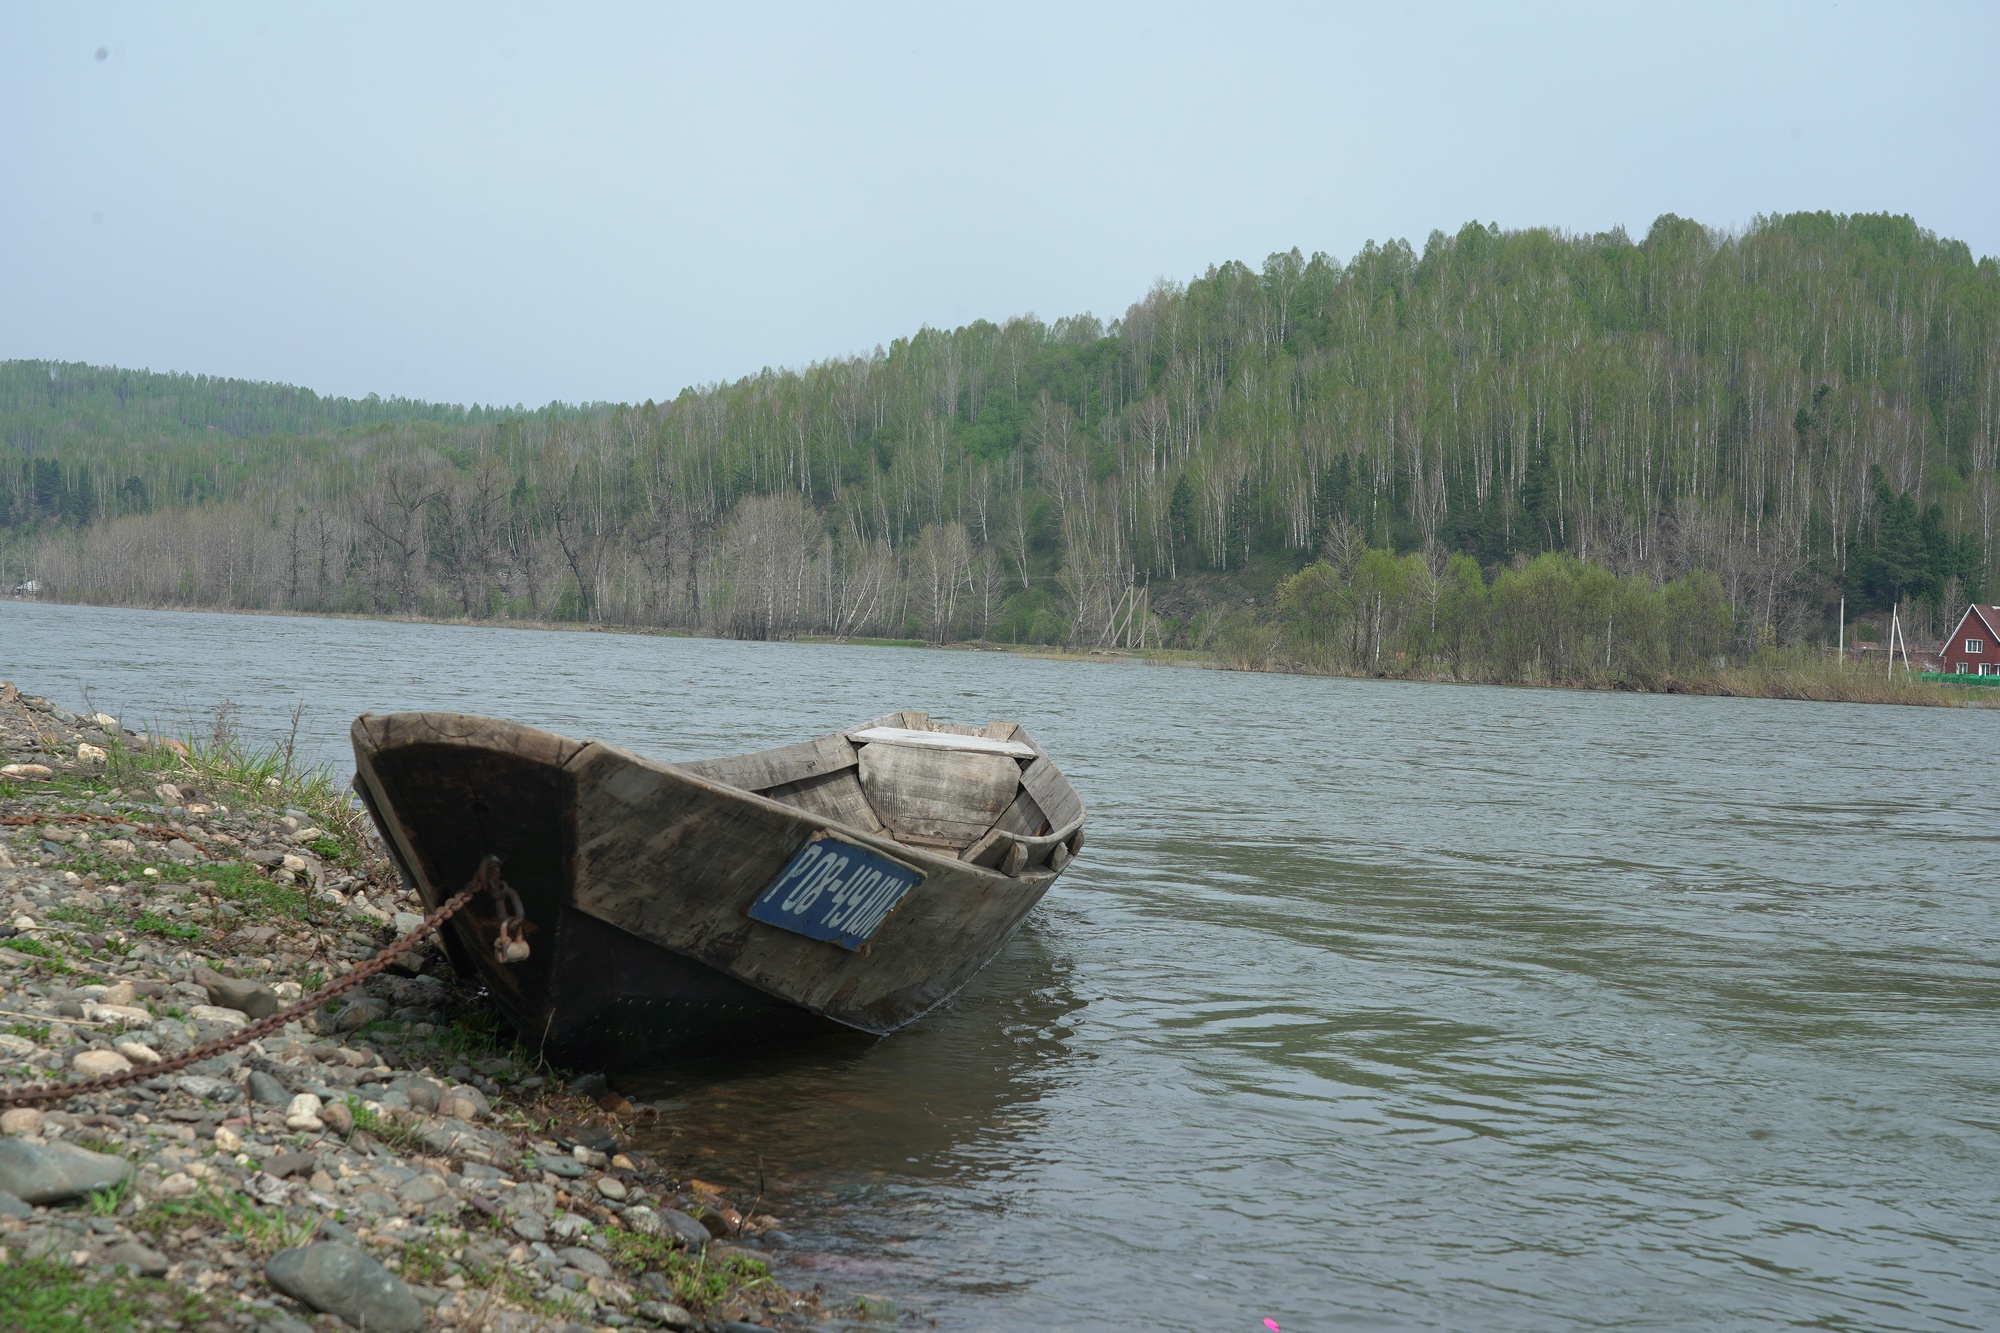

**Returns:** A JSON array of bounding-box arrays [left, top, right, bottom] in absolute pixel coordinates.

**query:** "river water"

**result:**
[[5, 600, 1999, 1332]]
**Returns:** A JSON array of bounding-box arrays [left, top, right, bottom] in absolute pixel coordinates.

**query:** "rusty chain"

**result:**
[[0, 856, 514, 1110]]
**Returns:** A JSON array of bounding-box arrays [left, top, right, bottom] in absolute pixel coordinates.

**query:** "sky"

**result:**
[[3, 2, 1996, 409]]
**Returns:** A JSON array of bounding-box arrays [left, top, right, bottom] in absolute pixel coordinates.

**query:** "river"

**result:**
[[5, 599, 1998, 1331]]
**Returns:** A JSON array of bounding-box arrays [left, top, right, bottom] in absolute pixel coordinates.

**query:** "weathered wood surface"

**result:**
[[352, 707, 1087, 1042], [678, 733, 858, 794], [759, 768, 887, 835], [567, 741, 1056, 1032], [856, 743, 1020, 848], [350, 713, 583, 1037]]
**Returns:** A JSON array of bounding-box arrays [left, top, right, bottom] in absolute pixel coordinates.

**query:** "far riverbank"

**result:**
[[9, 594, 1992, 711]]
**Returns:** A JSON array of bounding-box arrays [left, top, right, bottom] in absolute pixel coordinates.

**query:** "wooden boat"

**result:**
[[349, 710, 1085, 1069]]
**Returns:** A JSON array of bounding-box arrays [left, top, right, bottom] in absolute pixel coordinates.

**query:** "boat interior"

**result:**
[[677, 710, 1084, 875]]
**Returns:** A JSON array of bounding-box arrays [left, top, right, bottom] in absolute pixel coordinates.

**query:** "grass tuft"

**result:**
[[0, 1255, 207, 1333]]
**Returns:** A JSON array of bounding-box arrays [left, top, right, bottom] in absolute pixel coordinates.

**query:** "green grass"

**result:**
[[347, 1098, 427, 1153], [207, 860, 325, 924], [0, 1255, 209, 1333], [131, 912, 201, 942], [135, 1184, 318, 1259], [596, 1226, 774, 1310], [87, 1173, 136, 1217], [7, 937, 56, 957]]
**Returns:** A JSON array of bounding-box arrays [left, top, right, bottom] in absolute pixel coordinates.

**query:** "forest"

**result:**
[[4, 211, 1997, 684]]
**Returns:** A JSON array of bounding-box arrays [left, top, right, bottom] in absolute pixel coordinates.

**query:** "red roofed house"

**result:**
[[1940, 604, 2000, 676]]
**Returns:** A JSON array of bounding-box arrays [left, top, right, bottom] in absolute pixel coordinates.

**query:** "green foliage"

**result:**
[[131, 912, 201, 941], [7, 211, 1999, 650], [136, 1185, 317, 1258], [0, 1255, 207, 1333], [594, 1227, 774, 1311], [1276, 550, 1731, 684]]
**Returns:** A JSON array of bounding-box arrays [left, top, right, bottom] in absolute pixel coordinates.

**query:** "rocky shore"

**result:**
[[0, 680, 824, 1333]]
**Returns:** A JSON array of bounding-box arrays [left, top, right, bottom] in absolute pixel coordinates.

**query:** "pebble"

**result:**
[[596, 1174, 629, 1201], [321, 1100, 354, 1135], [106, 1238, 170, 1275], [0, 1107, 45, 1136], [247, 1069, 292, 1106], [285, 1092, 326, 1131], [657, 1209, 714, 1250], [177, 1074, 237, 1100], [114, 1039, 162, 1065], [558, 1245, 613, 1278], [635, 1301, 694, 1330], [265, 1242, 424, 1333], [0, 1136, 132, 1204], [197, 970, 283, 1020], [0, 1189, 31, 1219], [72, 1047, 134, 1076], [539, 1153, 588, 1178]]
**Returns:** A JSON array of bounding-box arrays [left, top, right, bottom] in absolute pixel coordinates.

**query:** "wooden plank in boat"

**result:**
[[988, 785, 1049, 838], [1018, 756, 1081, 831], [850, 726, 1036, 758], [857, 742, 1020, 847], [679, 733, 859, 794], [760, 768, 888, 836]]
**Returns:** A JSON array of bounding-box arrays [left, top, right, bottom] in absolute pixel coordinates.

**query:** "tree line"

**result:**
[[4, 210, 1998, 662]]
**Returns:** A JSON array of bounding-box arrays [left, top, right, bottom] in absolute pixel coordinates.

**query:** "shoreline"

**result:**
[[0, 678, 829, 1333], [8, 594, 1993, 710]]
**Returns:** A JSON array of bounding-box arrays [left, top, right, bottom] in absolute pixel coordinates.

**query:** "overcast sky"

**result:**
[[3, 3, 1995, 408]]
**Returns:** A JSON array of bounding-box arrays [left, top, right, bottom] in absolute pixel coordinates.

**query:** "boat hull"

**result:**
[[350, 712, 1079, 1068]]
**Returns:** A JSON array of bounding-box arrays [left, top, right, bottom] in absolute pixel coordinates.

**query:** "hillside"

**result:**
[[4, 211, 1997, 669]]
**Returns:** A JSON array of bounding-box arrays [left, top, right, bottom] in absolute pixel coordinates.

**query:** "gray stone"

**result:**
[[198, 972, 282, 1020], [0, 1137, 132, 1204], [538, 1153, 587, 1178], [262, 1316, 316, 1333], [176, 1073, 237, 1100], [265, 1242, 423, 1333], [398, 1174, 446, 1206], [510, 1210, 547, 1242], [334, 996, 388, 1032], [263, 1150, 318, 1178], [418, 1119, 505, 1160], [657, 1209, 712, 1250], [106, 1238, 170, 1275], [0, 1189, 31, 1219], [247, 1070, 291, 1106], [634, 1301, 693, 1329], [390, 1072, 442, 1104], [557, 1245, 612, 1278], [314, 1217, 359, 1246]]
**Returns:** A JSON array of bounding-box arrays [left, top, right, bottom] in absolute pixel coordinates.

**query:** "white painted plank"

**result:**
[[850, 726, 1036, 758]]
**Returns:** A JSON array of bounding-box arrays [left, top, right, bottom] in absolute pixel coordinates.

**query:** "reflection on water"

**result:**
[[7, 599, 2000, 1332], [622, 921, 1085, 1309]]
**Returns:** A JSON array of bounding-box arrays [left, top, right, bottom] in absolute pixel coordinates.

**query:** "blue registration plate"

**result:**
[[747, 834, 924, 950]]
